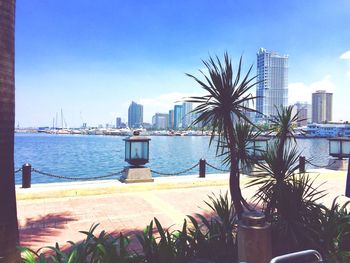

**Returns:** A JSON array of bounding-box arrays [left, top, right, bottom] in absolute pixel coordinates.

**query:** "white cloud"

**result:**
[[309, 75, 336, 93], [288, 82, 311, 104], [288, 75, 336, 105], [340, 50, 350, 60]]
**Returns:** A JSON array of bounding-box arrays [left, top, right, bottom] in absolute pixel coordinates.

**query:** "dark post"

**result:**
[[299, 156, 306, 174], [22, 163, 32, 188], [346, 157, 350, 198], [199, 159, 206, 178]]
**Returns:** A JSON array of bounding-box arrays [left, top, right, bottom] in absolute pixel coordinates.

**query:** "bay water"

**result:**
[[14, 133, 330, 184]]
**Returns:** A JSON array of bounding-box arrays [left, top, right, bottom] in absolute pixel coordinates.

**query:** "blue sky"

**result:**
[[15, 0, 350, 127]]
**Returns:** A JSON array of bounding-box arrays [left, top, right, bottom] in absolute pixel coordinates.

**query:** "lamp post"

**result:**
[[328, 137, 350, 171], [247, 136, 269, 161], [121, 131, 153, 183], [241, 136, 269, 175]]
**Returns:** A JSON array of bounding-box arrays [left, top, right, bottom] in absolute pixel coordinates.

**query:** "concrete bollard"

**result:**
[[238, 211, 272, 263], [199, 159, 206, 178], [22, 163, 32, 188], [346, 157, 350, 197], [299, 156, 306, 173]]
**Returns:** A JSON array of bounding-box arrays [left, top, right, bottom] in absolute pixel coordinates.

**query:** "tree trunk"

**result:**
[[226, 116, 245, 217], [0, 0, 20, 262]]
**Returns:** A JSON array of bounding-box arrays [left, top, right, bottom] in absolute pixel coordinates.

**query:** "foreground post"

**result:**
[[22, 163, 32, 188], [199, 159, 206, 178], [346, 157, 350, 198], [238, 211, 271, 263], [299, 156, 305, 173]]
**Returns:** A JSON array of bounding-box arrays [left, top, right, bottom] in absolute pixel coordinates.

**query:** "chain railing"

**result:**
[[305, 159, 337, 169], [31, 168, 125, 181], [151, 163, 199, 176], [206, 162, 230, 173], [14, 168, 22, 173], [16, 156, 339, 189]]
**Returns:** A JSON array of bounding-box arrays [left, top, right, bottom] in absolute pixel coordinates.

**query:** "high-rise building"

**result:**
[[182, 102, 193, 128], [168, 109, 174, 129], [312, 90, 333, 123], [174, 105, 183, 129], [256, 48, 288, 120], [152, 113, 169, 130], [128, 101, 143, 128], [116, 117, 122, 129], [294, 102, 312, 127]]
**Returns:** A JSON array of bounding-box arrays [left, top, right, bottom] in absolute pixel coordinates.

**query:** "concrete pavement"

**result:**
[[16, 170, 349, 251]]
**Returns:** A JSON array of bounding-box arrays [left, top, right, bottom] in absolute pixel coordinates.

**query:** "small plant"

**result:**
[[19, 223, 136, 263], [187, 192, 237, 263], [314, 197, 350, 262], [136, 218, 193, 263]]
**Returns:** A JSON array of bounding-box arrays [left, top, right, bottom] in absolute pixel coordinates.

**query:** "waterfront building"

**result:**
[[256, 48, 288, 121], [312, 90, 333, 123], [168, 109, 174, 129], [174, 105, 183, 129], [116, 117, 122, 129], [142, 122, 152, 129], [182, 102, 193, 128], [128, 101, 143, 128], [294, 102, 312, 127], [303, 123, 350, 137], [152, 113, 169, 130], [192, 111, 203, 129]]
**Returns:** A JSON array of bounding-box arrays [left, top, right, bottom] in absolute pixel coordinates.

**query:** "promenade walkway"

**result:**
[[16, 169, 348, 251]]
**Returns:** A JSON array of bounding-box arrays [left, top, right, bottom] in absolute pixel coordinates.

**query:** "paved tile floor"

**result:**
[[17, 170, 349, 251]]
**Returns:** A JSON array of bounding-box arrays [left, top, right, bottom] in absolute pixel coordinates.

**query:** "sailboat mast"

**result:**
[[61, 109, 64, 129]]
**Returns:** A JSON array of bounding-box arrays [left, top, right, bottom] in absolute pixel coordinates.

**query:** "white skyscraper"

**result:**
[[256, 48, 288, 120], [182, 102, 193, 128]]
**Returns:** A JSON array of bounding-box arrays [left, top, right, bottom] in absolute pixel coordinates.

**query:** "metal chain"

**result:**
[[31, 168, 125, 181], [14, 168, 22, 173], [205, 162, 230, 173], [305, 159, 337, 169], [151, 163, 199, 176]]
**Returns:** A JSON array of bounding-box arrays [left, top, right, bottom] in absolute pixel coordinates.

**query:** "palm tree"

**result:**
[[186, 53, 258, 216], [0, 0, 20, 261], [248, 106, 325, 254]]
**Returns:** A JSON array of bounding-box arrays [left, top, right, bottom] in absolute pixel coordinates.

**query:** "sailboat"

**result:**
[[56, 109, 70, 134]]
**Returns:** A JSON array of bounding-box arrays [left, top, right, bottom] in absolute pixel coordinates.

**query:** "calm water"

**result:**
[[14, 133, 330, 184]]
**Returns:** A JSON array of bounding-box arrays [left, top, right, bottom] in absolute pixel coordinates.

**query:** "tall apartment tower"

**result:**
[[152, 113, 169, 130], [182, 102, 193, 128], [174, 105, 183, 129], [294, 102, 312, 127], [128, 101, 143, 128], [312, 90, 333, 123], [116, 117, 122, 129], [256, 48, 288, 120], [168, 109, 174, 129]]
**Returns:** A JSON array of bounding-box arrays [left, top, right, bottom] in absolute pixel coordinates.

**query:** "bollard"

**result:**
[[238, 211, 272, 263], [199, 159, 206, 178], [22, 163, 32, 188], [299, 156, 306, 174], [346, 157, 350, 197]]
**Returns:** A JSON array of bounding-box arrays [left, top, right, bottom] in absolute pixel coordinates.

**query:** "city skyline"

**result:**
[[15, 0, 350, 127]]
